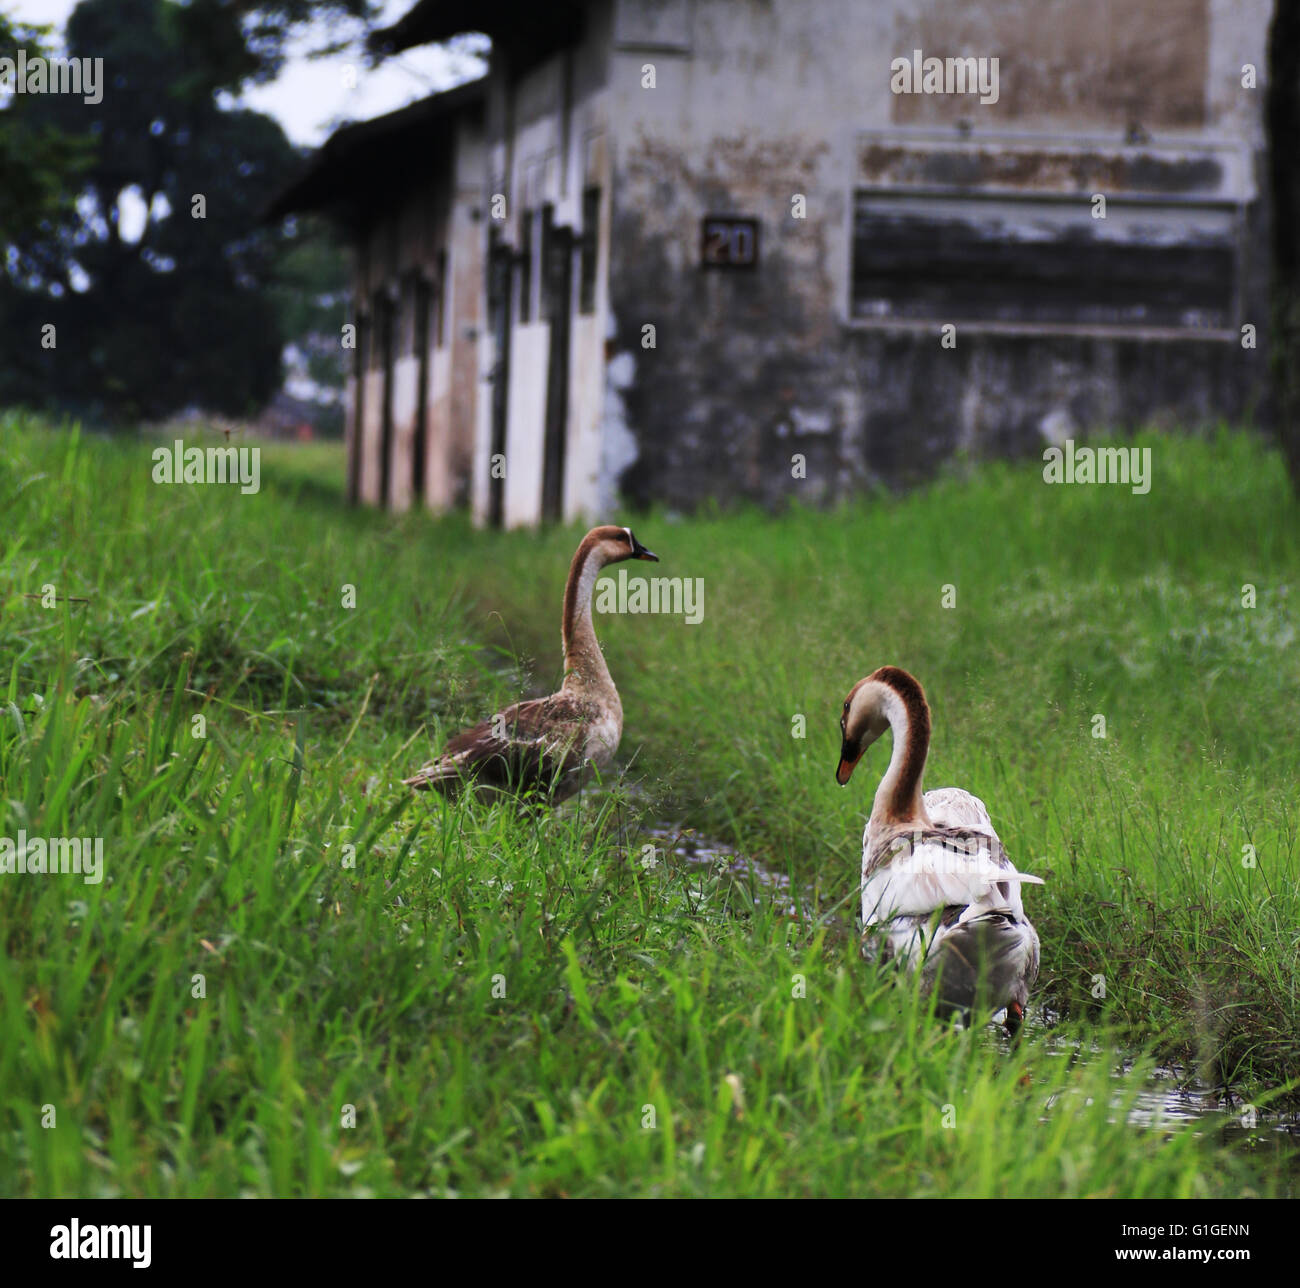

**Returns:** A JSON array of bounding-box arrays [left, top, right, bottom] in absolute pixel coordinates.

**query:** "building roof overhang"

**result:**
[[367, 0, 587, 67], [264, 76, 486, 226]]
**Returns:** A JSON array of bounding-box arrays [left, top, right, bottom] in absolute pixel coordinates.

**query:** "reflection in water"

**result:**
[[1118, 1057, 1297, 1154]]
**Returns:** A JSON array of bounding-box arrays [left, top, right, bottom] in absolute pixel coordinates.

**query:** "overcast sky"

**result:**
[[7, 0, 487, 145]]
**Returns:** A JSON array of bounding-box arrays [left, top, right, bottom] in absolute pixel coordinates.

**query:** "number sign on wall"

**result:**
[[701, 216, 759, 268]]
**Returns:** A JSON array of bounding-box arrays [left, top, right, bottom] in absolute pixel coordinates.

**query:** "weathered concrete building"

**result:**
[[282, 0, 1275, 524]]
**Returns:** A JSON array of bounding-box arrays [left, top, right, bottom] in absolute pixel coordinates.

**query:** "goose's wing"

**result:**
[[405, 693, 595, 796], [862, 828, 1044, 926], [923, 787, 994, 832]]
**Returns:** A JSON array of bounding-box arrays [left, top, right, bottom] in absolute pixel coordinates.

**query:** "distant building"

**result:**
[[270, 80, 486, 508], [274, 0, 1274, 525], [255, 390, 332, 440]]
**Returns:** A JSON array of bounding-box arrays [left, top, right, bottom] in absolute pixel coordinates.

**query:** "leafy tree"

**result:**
[[174, 0, 380, 87], [0, 0, 316, 423], [0, 15, 89, 245]]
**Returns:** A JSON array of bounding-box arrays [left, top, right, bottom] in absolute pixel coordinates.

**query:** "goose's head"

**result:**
[[834, 666, 927, 786], [584, 524, 659, 565], [835, 676, 889, 786]]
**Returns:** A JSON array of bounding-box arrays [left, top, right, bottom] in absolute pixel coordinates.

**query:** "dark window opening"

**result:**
[[348, 312, 368, 506], [851, 190, 1238, 330], [413, 277, 432, 504], [353, 312, 368, 380], [541, 204, 559, 321], [518, 208, 534, 322], [399, 275, 418, 356], [487, 228, 512, 529], [369, 292, 389, 370], [435, 249, 448, 347], [541, 207, 573, 522], [579, 186, 600, 314], [376, 292, 395, 507]]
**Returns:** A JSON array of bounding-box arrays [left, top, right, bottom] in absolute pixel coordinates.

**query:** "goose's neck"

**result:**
[[871, 686, 930, 827], [561, 543, 616, 700]]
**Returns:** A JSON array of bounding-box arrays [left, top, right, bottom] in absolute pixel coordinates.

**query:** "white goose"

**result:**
[[405, 525, 658, 802], [835, 666, 1042, 1031]]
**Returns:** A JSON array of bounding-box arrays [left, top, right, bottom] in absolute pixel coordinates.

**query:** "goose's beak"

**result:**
[[835, 741, 861, 786], [632, 537, 659, 562]]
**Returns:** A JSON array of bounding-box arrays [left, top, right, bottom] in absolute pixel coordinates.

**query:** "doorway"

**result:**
[[540, 205, 572, 523]]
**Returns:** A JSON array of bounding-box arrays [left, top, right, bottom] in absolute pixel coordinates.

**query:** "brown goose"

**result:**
[[835, 666, 1043, 1031], [405, 525, 658, 802]]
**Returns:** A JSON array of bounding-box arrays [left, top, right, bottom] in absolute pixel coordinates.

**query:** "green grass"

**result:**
[[1, 412, 1296, 1197]]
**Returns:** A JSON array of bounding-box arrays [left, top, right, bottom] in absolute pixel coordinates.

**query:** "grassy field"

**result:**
[[1, 413, 1297, 1197]]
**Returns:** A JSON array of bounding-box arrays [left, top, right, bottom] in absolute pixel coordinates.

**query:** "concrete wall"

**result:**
[[603, 0, 1273, 508]]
